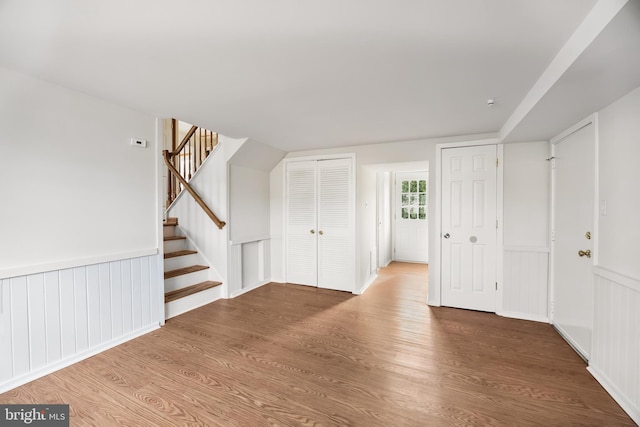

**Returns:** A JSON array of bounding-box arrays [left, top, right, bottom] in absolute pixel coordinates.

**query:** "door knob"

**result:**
[[443, 233, 450, 239], [310, 229, 315, 234], [578, 249, 591, 258], [319, 230, 324, 235]]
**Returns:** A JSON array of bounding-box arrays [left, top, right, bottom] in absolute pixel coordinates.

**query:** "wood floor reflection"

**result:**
[[0, 262, 633, 425]]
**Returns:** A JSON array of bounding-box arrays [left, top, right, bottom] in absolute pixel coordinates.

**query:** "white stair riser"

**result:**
[[164, 253, 199, 271], [163, 239, 187, 253], [163, 224, 176, 237], [165, 285, 223, 319], [164, 269, 210, 292]]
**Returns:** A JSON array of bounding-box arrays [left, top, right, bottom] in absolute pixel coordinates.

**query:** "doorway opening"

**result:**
[[373, 162, 430, 278]]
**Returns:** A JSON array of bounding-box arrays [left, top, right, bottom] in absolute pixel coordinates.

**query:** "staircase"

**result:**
[[163, 217, 222, 319]]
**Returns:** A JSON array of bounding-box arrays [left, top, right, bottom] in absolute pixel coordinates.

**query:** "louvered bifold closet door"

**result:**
[[286, 160, 318, 286], [317, 158, 354, 291]]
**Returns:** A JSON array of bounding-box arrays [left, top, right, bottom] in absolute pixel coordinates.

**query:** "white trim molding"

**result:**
[[594, 266, 640, 293], [354, 273, 378, 295], [0, 249, 159, 280]]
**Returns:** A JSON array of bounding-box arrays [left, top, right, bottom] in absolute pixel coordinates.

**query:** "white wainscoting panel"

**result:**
[[588, 268, 640, 424], [502, 247, 549, 322], [0, 254, 161, 393], [229, 237, 271, 298]]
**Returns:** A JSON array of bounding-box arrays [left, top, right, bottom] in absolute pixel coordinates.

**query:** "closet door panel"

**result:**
[[317, 158, 354, 291], [285, 161, 318, 286]]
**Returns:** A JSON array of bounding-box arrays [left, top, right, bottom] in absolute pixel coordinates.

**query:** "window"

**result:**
[[401, 179, 427, 220]]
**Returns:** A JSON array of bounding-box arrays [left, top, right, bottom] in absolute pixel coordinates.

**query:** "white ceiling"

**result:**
[[0, 0, 637, 152]]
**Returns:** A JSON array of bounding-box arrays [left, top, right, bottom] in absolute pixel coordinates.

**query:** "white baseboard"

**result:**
[[230, 280, 270, 298], [0, 324, 160, 394], [553, 322, 589, 362], [499, 310, 549, 323], [354, 274, 377, 295], [588, 365, 640, 425]]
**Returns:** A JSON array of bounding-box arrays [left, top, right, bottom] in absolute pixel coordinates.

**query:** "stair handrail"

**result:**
[[163, 149, 226, 230], [173, 125, 198, 155], [165, 119, 218, 207]]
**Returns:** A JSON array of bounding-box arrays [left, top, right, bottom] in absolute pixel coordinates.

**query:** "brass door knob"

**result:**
[[578, 249, 591, 258], [310, 229, 315, 234], [319, 230, 324, 235]]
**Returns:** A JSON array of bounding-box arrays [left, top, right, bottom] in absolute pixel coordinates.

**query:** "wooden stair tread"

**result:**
[[164, 235, 186, 241], [163, 217, 178, 226], [164, 281, 222, 303], [164, 250, 198, 259], [164, 265, 209, 279]]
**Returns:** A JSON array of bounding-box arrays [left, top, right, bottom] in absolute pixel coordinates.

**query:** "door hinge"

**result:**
[[495, 282, 498, 290], [496, 158, 499, 167], [496, 220, 498, 229]]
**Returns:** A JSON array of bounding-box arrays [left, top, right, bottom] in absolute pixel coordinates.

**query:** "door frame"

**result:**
[[549, 113, 599, 335], [432, 139, 504, 311]]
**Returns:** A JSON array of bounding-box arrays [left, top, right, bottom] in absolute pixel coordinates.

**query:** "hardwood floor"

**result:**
[[1, 262, 633, 426]]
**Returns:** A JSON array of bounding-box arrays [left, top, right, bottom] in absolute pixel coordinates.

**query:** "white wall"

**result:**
[[588, 86, 640, 424], [597, 86, 640, 279], [229, 165, 270, 243], [167, 139, 231, 285], [503, 142, 550, 248], [0, 66, 162, 392], [377, 172, 392, 268], [0, 66, 158, 277], [501, 141, 550, 321], [359, 166, 378, 290], [228, 164, 271, 294], [270, 161, 285, 282], [227, 139, 284, 295]]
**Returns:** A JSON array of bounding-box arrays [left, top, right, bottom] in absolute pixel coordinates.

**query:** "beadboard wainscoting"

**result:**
[[501, 247, 549, 322], [588, 268, 640, 425], [0, 254, 162, 393]]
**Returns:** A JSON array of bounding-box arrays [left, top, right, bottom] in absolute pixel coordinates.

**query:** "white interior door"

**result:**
[[286, 160, 318, 287], [552, 122, 595, 360], [441, 145, 497, 312], [394, 172, 429, 263], [317, 158, 355, 291]]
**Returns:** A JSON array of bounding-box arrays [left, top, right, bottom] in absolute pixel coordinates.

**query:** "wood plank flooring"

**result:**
[[0, 262, 633, 426]]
